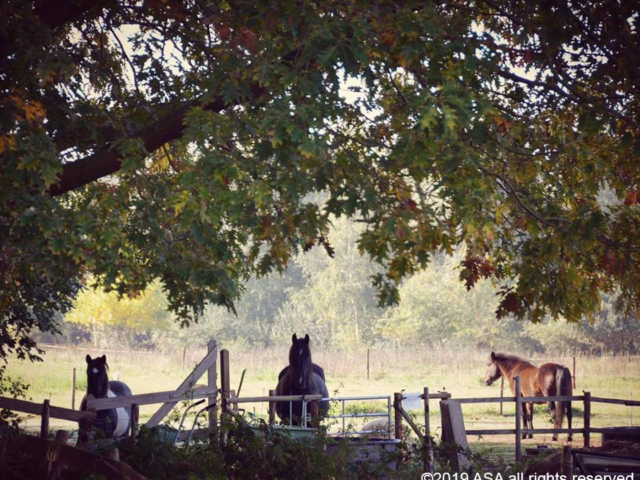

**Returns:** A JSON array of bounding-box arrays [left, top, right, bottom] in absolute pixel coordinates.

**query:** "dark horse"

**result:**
[[275, 334, 329, 426], [484, 352, 573, 441], [80, 355, 133, 440]]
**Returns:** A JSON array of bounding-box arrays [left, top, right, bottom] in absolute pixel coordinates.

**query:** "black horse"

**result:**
[[275, 334, 329, 426], [80, 354, 133, 441]]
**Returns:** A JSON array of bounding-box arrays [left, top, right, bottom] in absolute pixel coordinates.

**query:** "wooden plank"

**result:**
[[441, 401, 472, 471], [422, 392, 451, 400], [220, 349, 230, 413], [394, 392, 403, 440], [457, 396, 516, 404], [87, 386, 218, 410], [523, 428, 582, 434], [467, 428, 582, 435], [456, 395, 583, 404], [227, 394, 323, 404], [40, 400, 50, 439], [207, 340, 217, 437], [591, 396, 640, 406], [424, 387, 433, 474], [584, 391, 591, 448], [397, 404, 424, 441], [561, 446, 573, 480], [146, 344, 218, 428], [219, 349, 230, 445], [130, 404, 139, 443], [268, 389, 276, 425], [521, 395, 584, 402], [467, 429, 516, 435], [0, 396, 95, 423]]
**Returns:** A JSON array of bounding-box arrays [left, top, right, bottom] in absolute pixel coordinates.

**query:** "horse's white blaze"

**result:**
[[92, 368, 98, 374], [107, 389, 130, 437]]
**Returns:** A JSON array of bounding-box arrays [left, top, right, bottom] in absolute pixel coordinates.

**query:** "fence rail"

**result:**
[[86, 386, 218, 411], [0, 396, 95, 424], [453, 376, 640, 464]]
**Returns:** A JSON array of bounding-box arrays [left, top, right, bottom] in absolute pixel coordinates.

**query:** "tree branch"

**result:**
[[49, 83, 265, 196]]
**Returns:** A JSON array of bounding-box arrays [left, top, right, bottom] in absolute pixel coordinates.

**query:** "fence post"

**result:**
[[500, 377, 504, 415], [583, 391, 591, 448], [394, 392, 404, 470], [561, 446, 573, 480], [41, 399, 50, 439], [423, 387, 433, 473], [367, 349, 370, 381], [573, 356, 577, 388], [130, 403, 139, 444], [207, 340, 218, 442], [72, 367, 76, 410], [515, 376, 522, 463], [268, 389, 276, 425], [394, 392, 403, 440], [220, 349, 230, 445]]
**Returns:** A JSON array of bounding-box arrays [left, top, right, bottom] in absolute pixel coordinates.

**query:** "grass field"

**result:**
[[7, 343, 640, 462]]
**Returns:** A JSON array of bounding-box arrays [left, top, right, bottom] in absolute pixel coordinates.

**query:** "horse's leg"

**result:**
[[521, 403, 529, 440], [528, 403, 534, 439], [552, 399, 564, 441]]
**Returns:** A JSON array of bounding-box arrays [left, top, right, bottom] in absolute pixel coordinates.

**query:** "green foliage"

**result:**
[[118, 420, 373, 480], [2, 1, 640, 366], [140, 217, 640, 354], [0, 365, 28, 434]]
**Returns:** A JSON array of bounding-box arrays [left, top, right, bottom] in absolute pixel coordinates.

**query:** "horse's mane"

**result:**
[[494, 352, 536, 368]]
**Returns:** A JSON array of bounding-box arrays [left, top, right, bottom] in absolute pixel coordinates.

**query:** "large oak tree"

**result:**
[[1, 0, 639, 361]]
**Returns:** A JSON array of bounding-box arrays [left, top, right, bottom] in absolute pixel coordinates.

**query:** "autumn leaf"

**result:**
[[496, 291, 521, 319], [624, 189, 638, 206], [460, 254, 495, 290], [239, 27, 258, 53], [25, 101, 46, 124]]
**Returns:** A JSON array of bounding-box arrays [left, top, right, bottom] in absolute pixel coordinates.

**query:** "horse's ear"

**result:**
[[292, 333, 297, 343], [304, 334, 309, 345], [100, 355, 107, 364], [86, 354, 92, 364], [490, 352, 496, 361]]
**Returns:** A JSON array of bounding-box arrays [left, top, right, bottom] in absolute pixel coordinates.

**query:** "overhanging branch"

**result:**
[[49, 85, 265, 197]]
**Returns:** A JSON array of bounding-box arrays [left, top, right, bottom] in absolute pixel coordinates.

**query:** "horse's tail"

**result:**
[[554, 366, 572, 439]]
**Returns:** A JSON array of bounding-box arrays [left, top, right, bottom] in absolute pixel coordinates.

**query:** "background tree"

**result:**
[[2, 1, 640, 366], [65, 282, 171, 348]]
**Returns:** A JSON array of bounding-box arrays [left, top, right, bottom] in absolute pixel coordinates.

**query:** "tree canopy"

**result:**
[[2, 0, 639, 361]]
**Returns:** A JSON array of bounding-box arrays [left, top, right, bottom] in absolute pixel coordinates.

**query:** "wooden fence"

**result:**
[[448, 375, 640, 464], [0, 340, 219, 443]]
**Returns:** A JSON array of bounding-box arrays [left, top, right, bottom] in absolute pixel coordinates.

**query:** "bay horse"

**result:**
[[484, 352, 573, 441], [275, 334, 329, 426], [80, 355, 132, 441]]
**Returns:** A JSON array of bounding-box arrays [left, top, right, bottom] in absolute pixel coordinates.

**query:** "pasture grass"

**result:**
[[6, 344, 640, 462]]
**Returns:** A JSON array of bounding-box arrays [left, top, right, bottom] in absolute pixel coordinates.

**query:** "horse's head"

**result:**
[[86, 354, 109, 398], [289, 333, 312, 389], [484, 351, 502, 386]]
